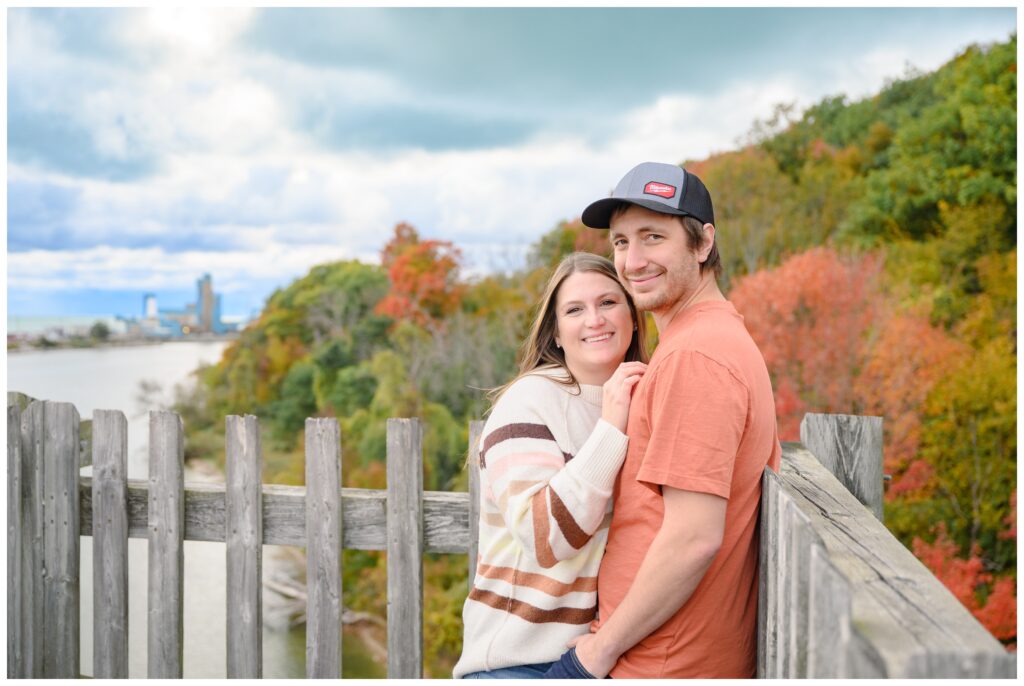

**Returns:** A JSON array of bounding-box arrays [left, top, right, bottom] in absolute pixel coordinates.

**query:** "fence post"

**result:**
[[756, 467, 781, 678], [226, 415, 263, 678], [467, 420, 484, 589], [305, 418, 342, 679], [148, 411, 185, 678], [387, 418, 423, 678], [7, 402, 22, 678], [92, 410, 129, 678], [807, 546, 851, 677], [19, 401, 46, 677], [41, 402, 81, 678], [785, 498, 817, 678], [800, 414, 884, 521]]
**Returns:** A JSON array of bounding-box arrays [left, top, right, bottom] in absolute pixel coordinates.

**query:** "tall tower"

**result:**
[[144, 293, 158, 319], [197, 274, 214, 332]]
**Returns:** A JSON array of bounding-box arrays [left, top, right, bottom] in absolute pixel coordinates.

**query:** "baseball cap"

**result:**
[[581, 161, 715, 229]]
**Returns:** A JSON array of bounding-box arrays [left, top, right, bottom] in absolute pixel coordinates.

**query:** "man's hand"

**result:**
[[567, 632, 617, 678]]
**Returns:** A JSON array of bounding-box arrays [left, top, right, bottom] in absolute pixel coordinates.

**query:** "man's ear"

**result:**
[[698, 223, 715, 263]]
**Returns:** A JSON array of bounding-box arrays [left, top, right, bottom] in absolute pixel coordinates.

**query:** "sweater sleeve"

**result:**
[[479, 377, 628, 568]]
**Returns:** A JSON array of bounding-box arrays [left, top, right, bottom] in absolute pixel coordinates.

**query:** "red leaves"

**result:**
[[856, 312, 969, 489], [730, 247, 884, 440], [376, 223, 464, 326], [913, 523, 1017, 644], [731, 246, 1016, 646]]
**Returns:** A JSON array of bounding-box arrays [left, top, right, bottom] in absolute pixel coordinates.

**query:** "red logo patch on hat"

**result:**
[[644, 181, 676, 198]]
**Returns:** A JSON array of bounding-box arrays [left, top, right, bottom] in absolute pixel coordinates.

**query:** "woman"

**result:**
[[454, 252, 648, 679]]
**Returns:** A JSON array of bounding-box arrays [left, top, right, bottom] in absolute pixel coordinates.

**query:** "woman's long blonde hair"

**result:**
[[488, 252, 649, 407]]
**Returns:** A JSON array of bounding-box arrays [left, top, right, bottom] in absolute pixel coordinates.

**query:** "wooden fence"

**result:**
[[6, 393, 1016, 679]]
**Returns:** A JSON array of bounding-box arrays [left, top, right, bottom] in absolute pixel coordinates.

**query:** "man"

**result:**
[[546, 161, 781, 678]]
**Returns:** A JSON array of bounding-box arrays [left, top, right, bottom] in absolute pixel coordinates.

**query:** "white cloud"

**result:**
[[7, 244, 357, 294], [8, 8, 1015, 315], [129, 7, 256, 58]]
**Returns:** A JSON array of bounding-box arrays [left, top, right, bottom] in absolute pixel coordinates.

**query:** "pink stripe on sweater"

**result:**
[[486, 451, 565, 482]]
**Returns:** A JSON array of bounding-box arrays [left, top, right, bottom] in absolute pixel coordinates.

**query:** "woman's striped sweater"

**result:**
[[453, 368, 628, 677]]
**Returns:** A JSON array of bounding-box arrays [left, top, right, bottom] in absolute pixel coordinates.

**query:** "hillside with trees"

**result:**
[[175, 35, 1016, 671]]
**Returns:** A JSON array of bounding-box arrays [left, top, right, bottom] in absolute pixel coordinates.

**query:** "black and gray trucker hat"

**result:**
[[581, 161, 715, 229]]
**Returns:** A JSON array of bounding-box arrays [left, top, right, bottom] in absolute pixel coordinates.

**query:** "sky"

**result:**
[[5, 6, 1017, 320]]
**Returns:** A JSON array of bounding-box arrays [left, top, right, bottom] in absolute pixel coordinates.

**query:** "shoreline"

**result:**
[[8, 335, 239, 354]]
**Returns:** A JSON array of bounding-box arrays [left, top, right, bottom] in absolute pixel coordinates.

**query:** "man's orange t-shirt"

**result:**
[[596, 300, 781, 678]]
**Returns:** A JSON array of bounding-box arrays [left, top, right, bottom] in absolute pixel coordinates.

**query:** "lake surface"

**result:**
[[8, 341, 310, 677]]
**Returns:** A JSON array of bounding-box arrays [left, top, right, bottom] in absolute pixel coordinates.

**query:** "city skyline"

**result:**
[[7, 7, 1017, 319]]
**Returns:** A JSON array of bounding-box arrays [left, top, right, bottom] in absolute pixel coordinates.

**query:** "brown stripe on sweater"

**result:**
[[467, 588, 597, 625], [549, 488, 592, 550], [475, 563, 598, 596], [481, 423, 556, 467], [532, 490, 558, 568]]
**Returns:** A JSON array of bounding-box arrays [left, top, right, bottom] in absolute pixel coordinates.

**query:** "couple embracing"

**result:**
[[454, 162, 781, 679]]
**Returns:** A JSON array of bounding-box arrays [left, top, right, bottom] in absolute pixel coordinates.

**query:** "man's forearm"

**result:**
[[591, 526, 718, 663], [566, 488, 726, 678]]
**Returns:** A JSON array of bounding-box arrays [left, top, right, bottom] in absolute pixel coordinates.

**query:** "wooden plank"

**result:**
[[799, 414, 884, 521], [756, 467, 780, 678], [92, 410, 129, 679], [846, 626, 888, 677], [20, 401, 45, 678], [8, 393, 93, 467], [7, 403, 22, 678], [386, 418, 424, 679], [78, 478, 471, 551], [147, 411, 184, 678], [779, 442, 1007, 677], [305, 418, 342, 679], [786, 497, 819, 678], [467, 420, 484, 589], [225, 415, 263, 678], [904, 650, 1016, 678], [807, 540, 850, 677], [41, 402, 80, 678], [774, 483, 791, 677]]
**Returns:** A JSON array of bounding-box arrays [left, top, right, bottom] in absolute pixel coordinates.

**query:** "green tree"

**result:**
[[89, 320, 111, 341]]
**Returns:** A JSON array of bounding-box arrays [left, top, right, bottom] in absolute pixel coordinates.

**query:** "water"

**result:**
[[7, 341, 309, 677]]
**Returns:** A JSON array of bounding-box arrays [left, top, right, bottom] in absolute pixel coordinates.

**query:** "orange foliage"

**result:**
[[913, 523, 1017, 644], [376, 223, 464, 326], [729, 247, 884, 439], [571, 220, 612, 257], [855, 313, 969, 495]]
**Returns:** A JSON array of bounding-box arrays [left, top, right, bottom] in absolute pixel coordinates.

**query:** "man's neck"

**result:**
[[652, 274, 726, 333]]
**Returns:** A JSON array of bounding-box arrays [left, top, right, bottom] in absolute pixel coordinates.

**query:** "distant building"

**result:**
[[144, 293, 158, 319], [125, 273, 236, 338]]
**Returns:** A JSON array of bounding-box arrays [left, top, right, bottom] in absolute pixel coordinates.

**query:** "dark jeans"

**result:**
[[542, 647, 601, 679], [462, 661, 556, 678]]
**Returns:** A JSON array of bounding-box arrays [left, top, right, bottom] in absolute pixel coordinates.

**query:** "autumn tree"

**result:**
[[527, 218, 611, 272], [854, 312, 969, 496], [728, 247, 884, 439], [691, 148, 796, 280], [913, 524, 1016, 647], [376, 222, 464, 326]]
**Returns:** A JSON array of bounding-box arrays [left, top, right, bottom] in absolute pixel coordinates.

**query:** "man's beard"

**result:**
[[625, 270, 686, 313], [631, 288, 673, 313]]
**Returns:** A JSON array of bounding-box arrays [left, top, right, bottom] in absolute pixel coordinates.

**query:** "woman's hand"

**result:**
[[601, 362, 647, 432]]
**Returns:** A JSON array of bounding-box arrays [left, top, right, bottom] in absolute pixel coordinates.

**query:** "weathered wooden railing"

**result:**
[[759, 416, 1014, 677], [6, 393, 1015, 679]]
